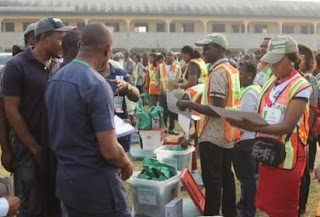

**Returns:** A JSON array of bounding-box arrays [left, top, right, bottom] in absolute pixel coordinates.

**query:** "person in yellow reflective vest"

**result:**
[[144, 53, 159, 106], [233, 61, 261, 217], [132, 53, 146, 93], [254, 37, 273, 86], [177, 45, 208, 90], [156, 51, 182, 135], [177, 33, 240, 217], [227, 35, 313, 217]]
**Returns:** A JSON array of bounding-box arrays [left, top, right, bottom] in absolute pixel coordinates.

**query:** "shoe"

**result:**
[[168, 130, 179, 135]]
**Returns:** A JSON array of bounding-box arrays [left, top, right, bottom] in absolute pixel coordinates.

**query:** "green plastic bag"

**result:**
[[137, 158, 177, 181], [136, 106, 165, 130]]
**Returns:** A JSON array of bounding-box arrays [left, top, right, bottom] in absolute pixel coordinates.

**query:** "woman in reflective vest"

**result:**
[[227, 36, 313, 217], [178, 45, 208, 90]]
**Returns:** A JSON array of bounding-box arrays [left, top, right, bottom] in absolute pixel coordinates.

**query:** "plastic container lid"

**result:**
[[153, 145, 195, 155]]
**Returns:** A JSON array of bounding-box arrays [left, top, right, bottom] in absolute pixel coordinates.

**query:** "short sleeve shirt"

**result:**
[[2, 47, 50, 146], [45, 60, 130, 214], [199, 58, 235, 148]]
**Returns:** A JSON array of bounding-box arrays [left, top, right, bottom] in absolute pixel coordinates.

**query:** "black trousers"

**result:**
[[199, 142, 236, 217], [65, 204, 131, 217], [159, 94, 176, 131], [232, 139, 257, 217], [308, 135, 319, 170]]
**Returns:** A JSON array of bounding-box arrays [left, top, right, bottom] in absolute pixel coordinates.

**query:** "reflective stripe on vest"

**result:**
[[198, 62, 241, 142], [186, 84, 205, 104], [159, 63, 180, 90], [258, 74, 311, 170], [240, 84, 261, 98], [148, 65, 159, 95], [183, 58, 208, 84], [133, 63, 140, 86]]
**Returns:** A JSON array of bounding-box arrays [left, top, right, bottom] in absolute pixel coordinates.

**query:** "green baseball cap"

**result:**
[[23, 22, 37, 35], [195, 33, 228, 49], [260, 35, 298, 64]]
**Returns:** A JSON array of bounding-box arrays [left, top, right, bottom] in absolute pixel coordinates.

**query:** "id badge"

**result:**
[[256, 72, 266, 86], [114, 96, 124, 113], [264, 107, 281, 124]]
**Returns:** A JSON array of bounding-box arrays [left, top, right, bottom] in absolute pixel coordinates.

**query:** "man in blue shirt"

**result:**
[[45, 23, 133, 217], [98, 61, 139, 151]]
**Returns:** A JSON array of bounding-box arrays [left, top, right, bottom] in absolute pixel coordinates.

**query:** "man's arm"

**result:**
[[177, 96, 225, 117], [4, 97, 42, 165], [97, 130, 132, 169], [91, 82, 133, 180], [0, 98, 14, 172]]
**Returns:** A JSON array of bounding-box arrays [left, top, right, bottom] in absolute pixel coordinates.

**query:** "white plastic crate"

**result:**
[[131, 173, 181, 217], [139, 129, 165, 151], [154, 145, 195, 171]]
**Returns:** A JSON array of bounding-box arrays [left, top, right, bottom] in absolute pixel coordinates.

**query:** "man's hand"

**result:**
[[1, 150, 14, 172], [109, 79, 129, 94], [30, 145, 42, 166], [4, 195, 20, 216], [176, 100, 190, 111], [178, 136, 191, 149], [129, 115, 137, 127], [121, 161, 134, 181]]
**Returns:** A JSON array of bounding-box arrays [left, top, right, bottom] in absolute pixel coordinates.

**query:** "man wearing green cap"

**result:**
[[177, 33, 240, 216]]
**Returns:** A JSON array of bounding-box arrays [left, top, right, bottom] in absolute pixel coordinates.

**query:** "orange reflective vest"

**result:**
[[159, 63, 181, 90], [183, 58, 208, 84], [258, 73, 311, 170], [147, 64, 159, 95], [197, 61, 241, 142], [186, 84, 205, 104]]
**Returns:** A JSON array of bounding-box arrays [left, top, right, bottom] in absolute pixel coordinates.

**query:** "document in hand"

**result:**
[[209, 105, 269, 126], [114, 115, 136, 138], [166, 90, 200, 120]]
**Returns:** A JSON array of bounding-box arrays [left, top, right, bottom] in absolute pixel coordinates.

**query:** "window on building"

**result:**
[[212, 24, 226, 33], [23, 22, 32, 31], [105, 22, 120, 32], [134, 23, 148, 32], [231, 24, 245, 33], [64, 22, 69, 26], [254, 24, 268, 33], [282, 24, 294, 34], [301, 25, 314, 34], [77, 22, 85, 31], [170, 23, 175, 32], [156, 23, 165, 32], [5, 22, 14, 32], [182, 23, 194, 32]]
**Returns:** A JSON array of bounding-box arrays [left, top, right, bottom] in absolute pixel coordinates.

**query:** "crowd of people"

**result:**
[[0, 16, 319, 217]]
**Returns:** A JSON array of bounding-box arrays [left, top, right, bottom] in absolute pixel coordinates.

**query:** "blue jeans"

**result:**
[[232, 139, 257, 217]]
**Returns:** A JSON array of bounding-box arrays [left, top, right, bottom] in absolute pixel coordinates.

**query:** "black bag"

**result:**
[[251, 137, 286, 167]]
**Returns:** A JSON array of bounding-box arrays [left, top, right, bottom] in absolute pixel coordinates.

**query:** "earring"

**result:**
[[291, 62, 295, 66], [248, 77, 252, 79]]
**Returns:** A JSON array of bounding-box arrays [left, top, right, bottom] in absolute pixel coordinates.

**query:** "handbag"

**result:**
[[251, 137, 286, 167]]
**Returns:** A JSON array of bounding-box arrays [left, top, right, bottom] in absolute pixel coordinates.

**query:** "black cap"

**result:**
[[35, 17, 74, 36]]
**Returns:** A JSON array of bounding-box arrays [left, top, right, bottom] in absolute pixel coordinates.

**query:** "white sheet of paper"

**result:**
[[167, 90, 199, 120], [114, 115, 136, 138], [209, 105, 269, 126], [178, 114, 191, 136]]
